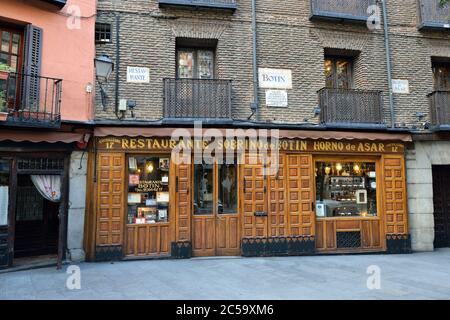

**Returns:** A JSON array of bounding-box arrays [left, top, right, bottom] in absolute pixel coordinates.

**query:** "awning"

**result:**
[[94, 127, 412, 142], [0, 129, 87, 144]]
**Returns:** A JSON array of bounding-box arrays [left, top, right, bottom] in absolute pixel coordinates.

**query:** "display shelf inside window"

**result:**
[[315, 162, 377, 218], [127, 156, 170, 225]]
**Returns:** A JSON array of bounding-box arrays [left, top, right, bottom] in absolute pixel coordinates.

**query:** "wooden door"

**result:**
[[432, 165, 450, 248], [192, 161, 240, 256], [192, 162, 216, 256], [286, 154, 314, 236], [268, 154, 287, 236], [242, 154, 267, 238]]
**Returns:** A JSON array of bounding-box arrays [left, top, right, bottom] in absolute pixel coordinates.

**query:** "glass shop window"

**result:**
[[127, 156, 170, 224], [193, 162, 214, 215], [315, 161, 377, 218], [218, 161, 238, 214]]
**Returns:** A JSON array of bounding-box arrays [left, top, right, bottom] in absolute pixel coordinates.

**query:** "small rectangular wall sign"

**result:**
[[126, 66, 150, 83]]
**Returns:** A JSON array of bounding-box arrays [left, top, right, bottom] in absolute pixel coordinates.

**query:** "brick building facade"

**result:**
[[85, 0, 450, 260]]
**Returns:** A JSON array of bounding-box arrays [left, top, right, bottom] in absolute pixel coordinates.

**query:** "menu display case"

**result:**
[[127, 156, 170, 225]]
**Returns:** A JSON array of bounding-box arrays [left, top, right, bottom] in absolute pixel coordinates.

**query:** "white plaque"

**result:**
[[392, 79, 410, 94], [127, 66, 150, 83], [265, 89, 288, 107], [0, 186, 8, 226], [259, 68, 292, 89]]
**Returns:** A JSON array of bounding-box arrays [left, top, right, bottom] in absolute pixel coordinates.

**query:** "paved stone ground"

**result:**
[[1, 249, 450, 300]]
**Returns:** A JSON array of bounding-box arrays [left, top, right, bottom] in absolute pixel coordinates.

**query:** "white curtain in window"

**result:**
[[30, 175, 61, 203]]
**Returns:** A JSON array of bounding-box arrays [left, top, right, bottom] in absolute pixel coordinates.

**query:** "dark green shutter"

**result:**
[[22, 24, 42, 112]]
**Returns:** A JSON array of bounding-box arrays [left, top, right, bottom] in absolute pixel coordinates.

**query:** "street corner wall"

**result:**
[[0, 0, 96, 122], [406, 141, 450, 252], [67, 151, 88, 262]]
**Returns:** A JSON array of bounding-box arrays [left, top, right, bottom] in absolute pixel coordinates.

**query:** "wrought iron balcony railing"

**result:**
[[310, 0, 377, 23], [158, 0, 237, 11], [318, 88, 384, 127], [0, 72, 62, 128], [428, 91, 450, 129], [418, 0, 450, 30], [163, 78, 232, 120]]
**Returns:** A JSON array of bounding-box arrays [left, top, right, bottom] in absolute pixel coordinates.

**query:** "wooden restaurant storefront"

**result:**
[[85, 127, 413, 261]]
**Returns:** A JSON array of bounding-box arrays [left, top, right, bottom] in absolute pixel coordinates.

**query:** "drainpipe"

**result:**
[[251, 0, 259, 121], [381, 0, 395, 128], [114, 13, 123, 120]]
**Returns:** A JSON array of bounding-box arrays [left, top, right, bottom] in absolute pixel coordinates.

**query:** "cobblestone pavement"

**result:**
[[1, 249, 450, 300]]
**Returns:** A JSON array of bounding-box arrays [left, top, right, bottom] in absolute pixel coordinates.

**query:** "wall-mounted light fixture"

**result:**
[[94, 55, 114, 110]]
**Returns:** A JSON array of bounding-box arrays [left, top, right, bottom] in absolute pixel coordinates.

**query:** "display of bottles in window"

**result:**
[[127, 156, 170, 224], [315, 161, 377, 218]]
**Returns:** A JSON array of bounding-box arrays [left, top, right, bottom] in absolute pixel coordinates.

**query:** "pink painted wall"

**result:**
[[0, 0, 96, 122]]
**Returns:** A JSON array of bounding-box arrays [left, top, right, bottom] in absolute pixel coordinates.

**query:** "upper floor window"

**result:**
[[176, 38, 217, 79], [177, 48, 215, 79], [0, 27, 23, 73], [324, 56, 353, 89], [95, 23, 111, 44], [432, 62, 450, 90]]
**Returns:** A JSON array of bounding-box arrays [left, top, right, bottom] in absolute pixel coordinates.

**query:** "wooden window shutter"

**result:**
[[22, 24, 43, 111]]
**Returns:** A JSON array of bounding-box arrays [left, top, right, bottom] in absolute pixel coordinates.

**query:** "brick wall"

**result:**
[[95, 0, 450, 128]]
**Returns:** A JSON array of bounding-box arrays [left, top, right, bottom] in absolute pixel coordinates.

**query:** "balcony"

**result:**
[[0, 73, 62, 128], [158, 0, 237, 11], [318, 88, 385, 128], [418, 0, 450, 30], [428, 91, 450, 130], [163, 78, 232, 121], [310, 0, 376, 23]]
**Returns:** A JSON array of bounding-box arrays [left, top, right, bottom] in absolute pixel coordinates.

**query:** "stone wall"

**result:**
[[67, 151, 88, 262], [406, 141, 450, 251]]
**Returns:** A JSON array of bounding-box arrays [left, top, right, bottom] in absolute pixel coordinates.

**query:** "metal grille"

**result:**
[[311, 0, 376, 21], [419, 0, 450, 28], [164, 78, 232, 119], [428, 91, 450, 127], [318, 88, 384, 125], [17, 158, 65, 172], [337, 231, 361, 248]]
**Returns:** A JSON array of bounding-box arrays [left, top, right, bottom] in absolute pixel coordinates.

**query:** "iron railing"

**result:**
[[0, 72, 62, 128], [158, 0, 237, 10], [428, 91, 450, 127], [318, 88, 384, 126], [310, 0, 376, 22], [164, 78, 232, 120], [418, 0, 450, 30]]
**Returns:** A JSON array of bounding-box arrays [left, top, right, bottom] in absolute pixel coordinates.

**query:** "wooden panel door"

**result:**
[[383, 155, 408, 235], [286, 154, 314, 236], [242, 154, 267, 238], [96, 153, 125, 249], [432, 165, 450, 248], [175, 156, 191, 242], [216, 213, 240, 255], [192, 215, 216, 256], [268, 154, 287, 237]]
